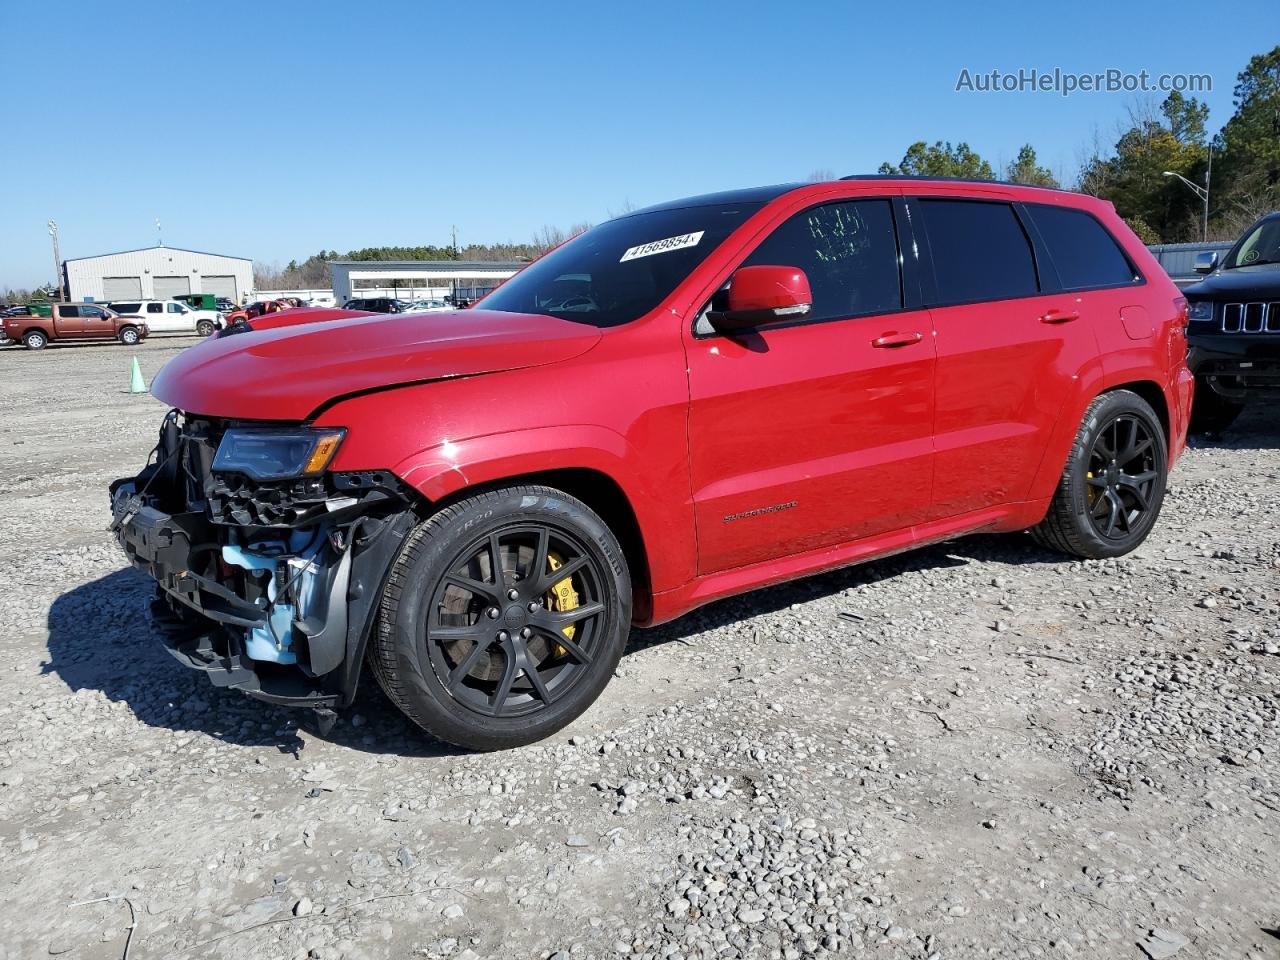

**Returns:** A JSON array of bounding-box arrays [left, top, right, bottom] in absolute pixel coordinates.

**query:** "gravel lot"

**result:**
[[0, 336, 1277, 960]]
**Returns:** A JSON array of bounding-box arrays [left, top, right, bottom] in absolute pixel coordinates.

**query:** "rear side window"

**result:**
[[742, 199, 902, 322], [1025, 204, 1138, 289], [147, 303, 163, 314], [59, 305, 82, 318], [920, 199, 1038, 305], [111, 302, 141, 313]]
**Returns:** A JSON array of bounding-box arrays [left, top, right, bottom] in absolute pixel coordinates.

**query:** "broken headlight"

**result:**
[[212, 427, 346, 481]]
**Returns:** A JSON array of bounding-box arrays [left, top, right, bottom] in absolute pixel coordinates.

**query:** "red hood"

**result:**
[[241, 307, 373, 330], [152, 309, 601, 421]]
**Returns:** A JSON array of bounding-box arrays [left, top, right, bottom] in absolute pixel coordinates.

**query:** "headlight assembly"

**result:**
[[1187, 300, 1214, 321], [212, 427, 346, 481]]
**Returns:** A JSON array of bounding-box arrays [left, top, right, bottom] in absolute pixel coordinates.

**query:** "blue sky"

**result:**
[[1, 0, 1267, 289]]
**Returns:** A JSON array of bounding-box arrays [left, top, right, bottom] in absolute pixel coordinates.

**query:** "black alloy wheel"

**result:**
[[426, 523, 606, 719], [371, 485, 631, 750], [1032, 389, 1168, 559], [1083, 413, 1160, 541]]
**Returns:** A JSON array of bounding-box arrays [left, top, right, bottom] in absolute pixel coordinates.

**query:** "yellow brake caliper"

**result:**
[[546, 552, 580, 656]]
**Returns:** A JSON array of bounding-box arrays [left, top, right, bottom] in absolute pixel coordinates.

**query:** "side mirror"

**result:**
[[1193, 251, 1218, 274], [710, 265, 812, 333]]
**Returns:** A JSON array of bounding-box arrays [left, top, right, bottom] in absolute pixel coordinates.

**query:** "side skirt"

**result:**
[[643, 498, 1050, 627]]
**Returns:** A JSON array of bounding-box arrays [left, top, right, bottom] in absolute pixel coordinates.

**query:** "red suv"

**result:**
[[110, 177, 1193, 750]]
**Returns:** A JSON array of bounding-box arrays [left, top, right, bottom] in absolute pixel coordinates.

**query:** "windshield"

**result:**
[[1225, 217, 1280, 269], [480, 201, 765, 326]]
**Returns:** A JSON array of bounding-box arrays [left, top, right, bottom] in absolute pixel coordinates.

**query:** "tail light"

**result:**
[[1168, 297, 1188, 367]]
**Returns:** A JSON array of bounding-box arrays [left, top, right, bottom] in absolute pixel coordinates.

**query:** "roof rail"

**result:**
[[839, 173, 1072, 193]]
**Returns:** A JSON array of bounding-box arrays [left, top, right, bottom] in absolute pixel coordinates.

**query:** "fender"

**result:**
[[387, 424, 695, 593], [1025, 354, 1179, 504], [318, 389, 698, 597]]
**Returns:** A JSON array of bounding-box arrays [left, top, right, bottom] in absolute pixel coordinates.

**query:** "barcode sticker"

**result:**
[[619, 231, 704, 263]]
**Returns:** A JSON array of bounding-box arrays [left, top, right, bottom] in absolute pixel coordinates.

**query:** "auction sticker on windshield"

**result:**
[[619, 231, 704, 263]]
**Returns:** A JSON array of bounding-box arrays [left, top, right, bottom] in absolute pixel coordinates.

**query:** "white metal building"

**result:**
[[63, 245, 253, 303], [329, 260, 524, 305]]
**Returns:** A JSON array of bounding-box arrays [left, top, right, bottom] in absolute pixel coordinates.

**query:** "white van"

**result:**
[[107, 299, 223, 336]]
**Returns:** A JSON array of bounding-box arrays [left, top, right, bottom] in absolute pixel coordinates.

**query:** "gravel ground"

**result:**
[[0, 337, 1277, 960]]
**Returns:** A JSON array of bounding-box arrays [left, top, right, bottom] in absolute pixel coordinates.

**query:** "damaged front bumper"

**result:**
[[110, 414, 415, 713]]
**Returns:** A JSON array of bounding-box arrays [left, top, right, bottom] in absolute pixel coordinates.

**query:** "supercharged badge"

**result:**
[[723, 500, 798, 523]]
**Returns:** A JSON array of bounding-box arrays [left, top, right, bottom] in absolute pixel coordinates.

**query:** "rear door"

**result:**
[[685, 196, 937, 574], [53, 305, 87, 336], [917, 195, 1101, 519], [144, 301, 171, 331]]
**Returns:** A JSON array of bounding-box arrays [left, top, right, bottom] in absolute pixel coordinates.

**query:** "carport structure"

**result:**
[[329, 260, 525, 304]]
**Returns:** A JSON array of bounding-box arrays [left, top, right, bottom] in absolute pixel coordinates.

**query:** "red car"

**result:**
[[110, 177, 1192, 750]]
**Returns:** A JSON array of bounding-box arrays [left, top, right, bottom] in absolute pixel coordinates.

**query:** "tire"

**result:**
[[118, 326, 140, 346], [371, 485, 632, 750], [1032, 389, 1168, 559], [196, 319, 215, 337], [23, 330, 47, 350], [1188, 379, 1244, 435]]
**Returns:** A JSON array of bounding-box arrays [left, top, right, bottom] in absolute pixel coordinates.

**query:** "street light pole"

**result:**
[[1163, 144, 1212, 242], [47, 220, 65, 302]]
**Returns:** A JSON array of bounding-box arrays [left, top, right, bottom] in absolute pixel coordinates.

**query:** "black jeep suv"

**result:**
[[1184, 211, 1280, 432]]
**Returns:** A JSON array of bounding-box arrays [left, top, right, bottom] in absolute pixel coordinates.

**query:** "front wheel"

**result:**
[[1032, 390, 1168, 559], [118, 326, 140, 346], [370, 485, 632, 750]]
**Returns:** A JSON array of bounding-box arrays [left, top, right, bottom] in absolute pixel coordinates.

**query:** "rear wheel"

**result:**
[[196, 319, 216, 337], [1188, 379, 1244, 434], [118, 326, 140, 346], [23, 330, 47, 350], [371, 485, 631, 750], [1032, 390, 1168, 559]]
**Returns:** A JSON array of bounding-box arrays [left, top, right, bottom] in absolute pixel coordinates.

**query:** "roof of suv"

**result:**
[[627, 176, 1087, 219]]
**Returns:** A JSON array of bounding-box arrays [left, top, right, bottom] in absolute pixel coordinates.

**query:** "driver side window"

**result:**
[[741, 200, 902, 323]]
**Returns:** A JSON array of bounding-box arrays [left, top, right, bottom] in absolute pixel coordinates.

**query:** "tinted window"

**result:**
[[59, 305, 82, 318], [1225, 216, 1280, 269], [147, 303, 163, 313], [111, 302, 141, 314], [740, 200, 901, 322], [83, 306, 108, 319], [1025, 204, 1138, 289], [482, 201, 765, 327], [922, 200, 1038, 304]]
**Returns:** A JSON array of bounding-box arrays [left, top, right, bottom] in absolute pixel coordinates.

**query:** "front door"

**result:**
[[686, 198, 937, 575], [80, 304, 116, 337]]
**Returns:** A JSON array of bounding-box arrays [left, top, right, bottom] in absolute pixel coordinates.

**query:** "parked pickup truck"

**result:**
[[2, 303, 150, 350]]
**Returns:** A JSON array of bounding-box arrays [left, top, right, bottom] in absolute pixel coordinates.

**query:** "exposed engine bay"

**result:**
[[109, 411, 416, 717]]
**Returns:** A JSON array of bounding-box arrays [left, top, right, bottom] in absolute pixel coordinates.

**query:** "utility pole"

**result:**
[[47, 220, 65, 302], [451, 224, 459, 259]]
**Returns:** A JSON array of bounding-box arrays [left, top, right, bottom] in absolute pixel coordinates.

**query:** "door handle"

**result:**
[[1040, 309, 1079, 324], [871, 331, 923, 348]]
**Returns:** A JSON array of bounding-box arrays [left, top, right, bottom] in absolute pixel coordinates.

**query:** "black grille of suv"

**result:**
[[1222, 302, 1280, 334]]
